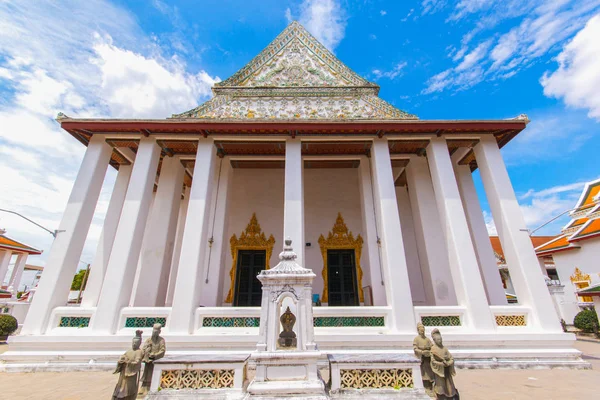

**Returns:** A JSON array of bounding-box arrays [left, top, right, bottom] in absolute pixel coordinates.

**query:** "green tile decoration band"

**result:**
[[124, 317, 167, 328], [313, 316, 385, 327], [202, 317, 260, 327], [58, 316, 90, 328], [420, 316, 461, 326]]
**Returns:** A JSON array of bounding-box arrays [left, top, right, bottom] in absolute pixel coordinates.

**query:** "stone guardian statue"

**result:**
[[413, 322, 434, 394], [430, 328, 459, 400], [139, 323, 166, 395], [112, 330, 144, 400]]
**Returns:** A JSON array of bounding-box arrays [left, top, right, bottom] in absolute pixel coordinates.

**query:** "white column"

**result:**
[[92, 137, 161, 333], [0, 250, 12, 287], [426, 137, 495, 330], [406, 156, 457, 305], [370, 139, 416, 332], [199, 157, 232, 306], [133, 156, 185, 306], [165, 185, 191, 307], [396, 186, 427, 305], [81, 165, 132, 307], [8, 253, 28, 293], [357, 156, 385, 306], [283, 139, 304, 266], [453, 162, 507, 305], [22, 135, 112, 335], [474, 136, 561, 331], [129, 191, 156, 305], [169, 140, 216, 334]]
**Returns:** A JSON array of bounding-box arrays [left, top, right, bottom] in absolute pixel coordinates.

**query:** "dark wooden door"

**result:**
[[327, 249, 359, 306], [234, 250, 265, 307]]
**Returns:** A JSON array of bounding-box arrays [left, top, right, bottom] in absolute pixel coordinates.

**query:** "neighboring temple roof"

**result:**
[[0, 234, 42, 255], [535, 179, 600, 255], [577, 283, 600, 297], [490, 236, 555, 265], [172, 21, 416, 121]]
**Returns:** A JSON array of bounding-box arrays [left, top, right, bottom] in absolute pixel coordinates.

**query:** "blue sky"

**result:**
[[0, 0, 599, 267]]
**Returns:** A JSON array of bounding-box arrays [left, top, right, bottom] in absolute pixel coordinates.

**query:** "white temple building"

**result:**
[[1, 22, 585, 371]]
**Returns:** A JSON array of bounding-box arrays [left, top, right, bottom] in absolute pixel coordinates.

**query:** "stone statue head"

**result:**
[[431, 328, 443, 347], [417, 322, 425, 336], [132, 330, 143, 350], [152, 323, 162, 339]]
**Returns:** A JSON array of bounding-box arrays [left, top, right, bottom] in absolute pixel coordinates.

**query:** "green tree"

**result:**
[[70, 269, 89, 291]]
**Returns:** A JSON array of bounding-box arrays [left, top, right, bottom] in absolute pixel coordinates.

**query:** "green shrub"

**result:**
[[573, 309, 599, 332], [0, 314, 18, 336]]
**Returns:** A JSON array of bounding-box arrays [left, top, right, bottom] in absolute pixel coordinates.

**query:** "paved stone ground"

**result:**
[[0, 340, 598, 399]]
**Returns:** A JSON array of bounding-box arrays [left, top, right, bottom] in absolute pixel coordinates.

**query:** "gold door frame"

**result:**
[[225, 213, 275, 303], [318, 213, 364, 303]]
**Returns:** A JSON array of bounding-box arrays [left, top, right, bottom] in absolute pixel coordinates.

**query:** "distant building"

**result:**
[[0, 230, 42, 294], [533, 179, 600, 323], [490, 236, 558, 303]]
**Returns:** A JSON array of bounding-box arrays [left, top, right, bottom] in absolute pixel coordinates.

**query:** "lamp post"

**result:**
[[0, 208, 63, 238]]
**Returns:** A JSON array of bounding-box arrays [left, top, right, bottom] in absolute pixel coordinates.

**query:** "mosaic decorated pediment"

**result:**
[[217, 22, 373, 88], [172, 21, 417, 121]]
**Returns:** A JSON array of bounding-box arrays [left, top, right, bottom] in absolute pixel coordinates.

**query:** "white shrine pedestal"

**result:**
[[245, 239, 327, 399]]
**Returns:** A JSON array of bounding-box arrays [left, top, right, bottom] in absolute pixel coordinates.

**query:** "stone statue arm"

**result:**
[[154, 339, 166, 360], [413, 339, 423, 359]]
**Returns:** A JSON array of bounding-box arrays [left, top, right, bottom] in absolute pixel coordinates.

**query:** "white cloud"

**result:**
[[92, 40, 217, 118], [372, 62, 408, 80], [422, 0, 447, 15], [422, 1, 600, 93], [295, 0, 347, 51], [0, 1, 218, 268], [541, 14, 600, 120], [380, 10, 387, 16]]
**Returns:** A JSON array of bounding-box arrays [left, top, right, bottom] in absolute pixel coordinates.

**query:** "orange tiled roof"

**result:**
[[535, 235, 579, 255], [574, 180, 600, 211], [490, 236, 556, 262], [0, 235, 42, 255], [570, 219, 600, 242]]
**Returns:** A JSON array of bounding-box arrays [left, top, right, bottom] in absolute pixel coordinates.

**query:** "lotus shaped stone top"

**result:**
[[263, 238, 312, 275]]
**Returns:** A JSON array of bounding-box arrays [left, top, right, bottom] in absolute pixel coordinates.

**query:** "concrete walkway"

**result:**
[[0, 341, 598, 399]]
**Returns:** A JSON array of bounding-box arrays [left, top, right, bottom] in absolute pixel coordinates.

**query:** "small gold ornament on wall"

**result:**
[[318, 213, 364, 303], [225, 213, 275, 303]]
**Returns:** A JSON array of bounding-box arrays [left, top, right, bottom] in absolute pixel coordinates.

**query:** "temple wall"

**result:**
[[551, 236, 600, 323], [220, 168, 285, 305], [304, 168, 364, 302]]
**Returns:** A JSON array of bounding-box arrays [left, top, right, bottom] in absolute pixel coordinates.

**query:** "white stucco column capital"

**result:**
[[426, 136, 495, 330]]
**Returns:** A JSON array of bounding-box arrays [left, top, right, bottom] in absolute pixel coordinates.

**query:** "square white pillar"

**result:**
[[199, 157, 232, 306], [453, 161, 507, 305], [0, 250, 12, 287], [81, 164, 133, 307], [133, 156, 185, 306], [426, 137, 495, 330], [165, 185, 191, 307], [406, 156, 457, 306], [370, 139, 416, 332], [169, 139, 216, 334], [357, 156, 386, 306], [474, 136, 561, 331], [21, 134, 112, 335], [8, 253, 28, 294], [283, 139, 305, 267], [395, 185, 428, 305], [92, 137, 161, 333]]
